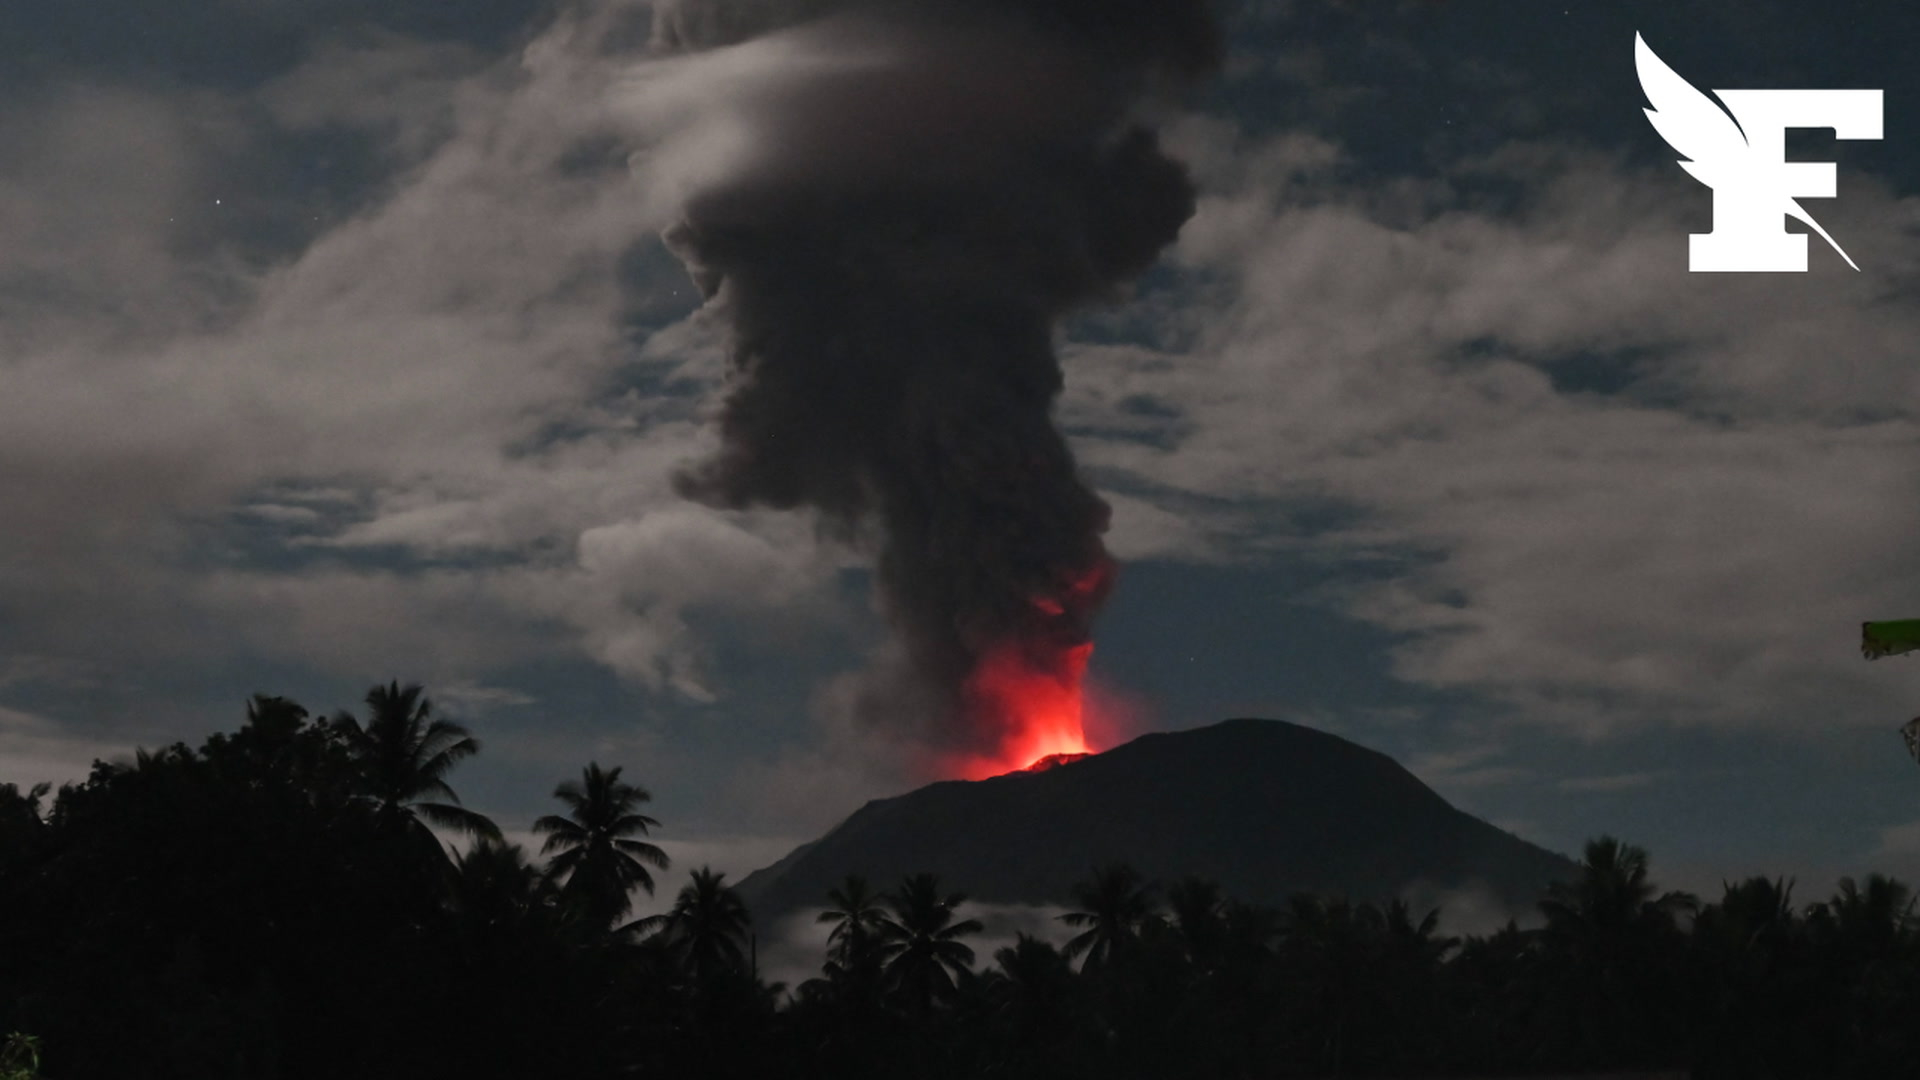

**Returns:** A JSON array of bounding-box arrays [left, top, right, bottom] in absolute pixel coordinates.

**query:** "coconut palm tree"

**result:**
[[1807, 874, 1917, 957], [1689, 876, 1817, 1079], [1167, 876, 1227, 971], [986, 934, 1085, 1052], [878, 873, 983, 1012], [1540, 835, 1697, 937], [0, 782, 49, 840], [1379, 897, 1458, 967], [0, 782, 50, 884], [1059, 863, 1158, 975], [331, 682, 500, 852], [1804, 874, 1920, 1076], [533, 762, 669, 929], [1536, 836, 1697, 1069], [627, 867, 752, 984], [817, 874, 893, 986], [447, 837, 559, 934]]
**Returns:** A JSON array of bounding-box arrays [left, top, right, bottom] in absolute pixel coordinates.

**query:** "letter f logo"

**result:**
[[1636, 33, 1882, 272]]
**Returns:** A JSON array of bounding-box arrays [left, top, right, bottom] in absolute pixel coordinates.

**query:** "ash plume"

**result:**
[[647, 0, 1221, 754]]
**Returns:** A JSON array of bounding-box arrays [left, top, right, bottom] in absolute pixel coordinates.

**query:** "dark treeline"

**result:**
[[2, 685, 1918, 1079]]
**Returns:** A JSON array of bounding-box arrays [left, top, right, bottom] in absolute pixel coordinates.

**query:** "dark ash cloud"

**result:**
[[650, 0, 1222, 754]]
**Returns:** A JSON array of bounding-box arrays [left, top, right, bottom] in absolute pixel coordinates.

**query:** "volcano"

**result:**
[[735, 717, 1578, 922]]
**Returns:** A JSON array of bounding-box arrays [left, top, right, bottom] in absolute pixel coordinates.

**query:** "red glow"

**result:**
[[948, 639, 1096, 780]]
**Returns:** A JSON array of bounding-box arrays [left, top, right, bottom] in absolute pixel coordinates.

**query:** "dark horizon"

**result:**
[[4, 684, 1915, 1077]]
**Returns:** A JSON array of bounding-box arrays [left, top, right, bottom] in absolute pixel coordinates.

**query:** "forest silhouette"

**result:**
[[2, 683, 1917, 1079]]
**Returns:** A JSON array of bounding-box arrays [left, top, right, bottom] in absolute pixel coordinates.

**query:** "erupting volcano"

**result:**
[[956, 639, 1096, 779], [948, 558, 1113, 778], [641, 0, 1220, 773]]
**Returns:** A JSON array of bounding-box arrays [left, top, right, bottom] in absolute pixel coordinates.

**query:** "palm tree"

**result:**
[[1807, 874, 1917, 957], [1804, 875, 1920, 1074], [1379, 897, 1459, 967], [1536, 836, 1697, 1069], [533, 762, 669, 929], [447, 837, 561, 937], [1167, 876, 1227, 971], [1691, 876, 1814, 1078], [817, 874, 892, 984], [627, 867, 752, 984], [1059, 863, 1157, 975], [0, 782, 49, 838], [878, 873, 983, 1012], [1540, 835, 1697, 936], [987, 934, 1084, 1047], [331, 682, 500, 851], [0, 782, 51, 883]]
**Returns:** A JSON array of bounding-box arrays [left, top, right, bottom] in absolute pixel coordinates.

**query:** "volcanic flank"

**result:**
[[643, 0, 1221, 776], [734, 718, 1580, 921]]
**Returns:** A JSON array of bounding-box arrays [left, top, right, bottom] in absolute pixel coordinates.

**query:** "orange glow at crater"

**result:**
[[948, 639, 1096, 780]]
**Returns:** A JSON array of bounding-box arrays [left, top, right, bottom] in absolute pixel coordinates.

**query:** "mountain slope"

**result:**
[[735, 717, 1577, 921]]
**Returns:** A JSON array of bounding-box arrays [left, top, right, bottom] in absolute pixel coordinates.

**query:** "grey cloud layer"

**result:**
[[1066, 118, 1920, 735]]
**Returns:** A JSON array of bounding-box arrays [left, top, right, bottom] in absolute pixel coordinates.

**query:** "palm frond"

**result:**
[[417, 744, 480, 784], [612, 838, 670, 868], [414, 801, 503, 840], [618, 913, 674, 940], [939, 918, 985, 939], [608, 812, 661, 834]]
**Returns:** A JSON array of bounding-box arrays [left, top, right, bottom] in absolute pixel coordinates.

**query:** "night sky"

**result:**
[[5, 0, 1920, 924]]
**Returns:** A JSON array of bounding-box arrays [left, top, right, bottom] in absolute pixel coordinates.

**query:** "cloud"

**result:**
[[1557, 771, 1660, 793], [1405, 743, 1529, 790], [546, 506, 840, 699], [1872, 820, 1920, 858], [258, 26, 493, 162], [1061, 119, 1920, 738], [0, 2, 861, 714], [0, 704, 127, 790], [1400, 878, 1540, 938], [432, 681, 538, 713]]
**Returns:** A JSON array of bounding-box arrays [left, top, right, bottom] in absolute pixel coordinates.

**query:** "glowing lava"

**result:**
[[948, 638, 1096, 780], [938, 556, 1114, 780]]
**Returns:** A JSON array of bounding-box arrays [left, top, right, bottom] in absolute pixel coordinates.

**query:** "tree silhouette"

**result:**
[[331, 681, 500, 852], [629, 867, 752, 985], [813, 872, 894, 1010], [448, 836, 560, 936], [977, 934, 1090, 1076], [1689, 875, 1817, 1079], [878, 873, 982, 1013], [1059, 863, 1157, 975], [1803, 873, 1920, 1074], [14, 690, 1920, 1080], [534, 762, 669, 929], [1537, 835, 1697, 1069], [1166, 876, 1227, 972], [1808, 874, 1917, 957], [0, 782, 50, 882]]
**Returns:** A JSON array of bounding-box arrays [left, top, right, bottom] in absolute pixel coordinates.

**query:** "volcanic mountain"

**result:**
[[735, 717, 1577, 921]]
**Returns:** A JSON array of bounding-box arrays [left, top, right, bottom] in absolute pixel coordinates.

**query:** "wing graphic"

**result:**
[[1635, 31, 1749, 183], [1635, 32, 1860, 271]]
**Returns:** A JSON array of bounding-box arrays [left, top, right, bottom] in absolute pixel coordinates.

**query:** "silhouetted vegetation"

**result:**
[[3, 686, 1918, 1078]]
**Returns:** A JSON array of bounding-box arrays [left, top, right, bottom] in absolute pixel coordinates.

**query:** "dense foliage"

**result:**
[[2, 686, 1916, 1078]]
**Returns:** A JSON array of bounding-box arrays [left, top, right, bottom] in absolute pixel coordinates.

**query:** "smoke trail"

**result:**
[[647, 0, 1220, 758]]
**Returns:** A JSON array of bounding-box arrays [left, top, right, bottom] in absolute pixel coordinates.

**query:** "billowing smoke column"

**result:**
[[650, 0, 1220, 775]]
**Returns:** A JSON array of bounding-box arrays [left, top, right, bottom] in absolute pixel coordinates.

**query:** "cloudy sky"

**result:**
[[6, 0, 1920, 923]]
